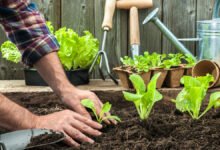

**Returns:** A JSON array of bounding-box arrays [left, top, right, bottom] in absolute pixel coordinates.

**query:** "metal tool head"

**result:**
[[0, 129, 64, 150], [131, 44, 140, 58], [89, 31, 118, 85], [142, 8, 159, 24]]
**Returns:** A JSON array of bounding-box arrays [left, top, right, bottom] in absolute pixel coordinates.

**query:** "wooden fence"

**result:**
[[0, 0, 215, 79]]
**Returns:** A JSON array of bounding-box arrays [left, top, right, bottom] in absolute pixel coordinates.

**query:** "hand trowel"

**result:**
[[0, 129, 64, 150]]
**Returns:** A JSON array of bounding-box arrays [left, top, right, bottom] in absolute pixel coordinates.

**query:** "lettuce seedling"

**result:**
[[0, 41, 21, 63], [120, 55, 150, 73], [184, 54, 196, 67], [120, 56, 135, 67], [134, 55, 150, 73], [123, 73, 163, 120], [172, 74, 220, 119], [81, 99, 121, 123], [163, 53, 184, 69], [148, 52, 166, 68]]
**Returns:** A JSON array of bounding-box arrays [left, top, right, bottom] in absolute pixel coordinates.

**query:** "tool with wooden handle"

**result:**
[[89, 0, 118, 85], [130, 7, 140, 58], [117, 0, 153, 9]]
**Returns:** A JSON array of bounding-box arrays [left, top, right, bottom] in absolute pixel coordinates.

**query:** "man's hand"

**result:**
[[35, 110, 102, 147], [61, 87, 117, 125]]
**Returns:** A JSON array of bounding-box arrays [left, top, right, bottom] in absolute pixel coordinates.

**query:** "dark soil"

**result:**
[[2, 92, 220, 150], [27, 131, 64, 148]]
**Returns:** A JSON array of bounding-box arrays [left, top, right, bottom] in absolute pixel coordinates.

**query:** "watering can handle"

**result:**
[[213, 0, 220, 19], [0, 141, 6, 150]]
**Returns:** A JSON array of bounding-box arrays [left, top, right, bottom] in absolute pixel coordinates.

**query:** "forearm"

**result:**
[[34, 52, 76, 98], [0, 94, 37, 130]]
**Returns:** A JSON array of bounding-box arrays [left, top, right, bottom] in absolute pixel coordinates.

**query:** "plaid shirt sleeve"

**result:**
[[0, 0, 60, 66]]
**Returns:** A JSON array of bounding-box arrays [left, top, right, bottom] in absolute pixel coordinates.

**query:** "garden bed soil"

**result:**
[[1, 92, 220, 150]]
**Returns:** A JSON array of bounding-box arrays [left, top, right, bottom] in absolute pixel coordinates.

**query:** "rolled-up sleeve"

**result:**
[[0, 0, 60, 66]]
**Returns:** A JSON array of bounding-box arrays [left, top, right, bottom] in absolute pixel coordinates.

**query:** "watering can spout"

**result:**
[[142, 8, 196, 61], [213, 0, 220, 19]]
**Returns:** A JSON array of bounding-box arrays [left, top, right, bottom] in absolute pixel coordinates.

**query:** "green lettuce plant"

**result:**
[[148, 52, 166, 68], [81, 99, 121, 123], [123, 73, 163, 120], [54, 26, 99, 70], [184, 54, 196, 67], [120, 55, 150, 73], [0, 41, 21, 63], [120, 56, 135, 67], [163, 53, 184, 69], [172, 74, 220, 119]]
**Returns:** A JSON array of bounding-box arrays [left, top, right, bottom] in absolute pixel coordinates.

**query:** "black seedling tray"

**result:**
[[24, 68, 89, 86]]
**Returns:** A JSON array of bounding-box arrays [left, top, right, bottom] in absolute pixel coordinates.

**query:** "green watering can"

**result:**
[[143, 0, 220, 65]]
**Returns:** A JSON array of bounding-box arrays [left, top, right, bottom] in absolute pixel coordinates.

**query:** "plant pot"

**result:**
[[151, 68, 168, 89], [192, 60, 220, 88], [164, 67, 185, 88], [113, 67, 132, 88], [180, 64, 193, 76], [135, 71, 152, 87], [113, 67, 151, 89], [24, 68, 89, 86]]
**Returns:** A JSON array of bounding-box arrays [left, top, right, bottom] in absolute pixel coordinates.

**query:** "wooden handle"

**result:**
[[130, 7, 140, 45], [117, 0, 153, 9], [102, 0, 116, 30]]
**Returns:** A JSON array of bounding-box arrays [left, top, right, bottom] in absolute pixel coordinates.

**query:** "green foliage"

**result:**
[[0, 41, 21, 63], [120, 56, 134, 67], [148, 52, 166, 68], [163, 53, 184, 69], [172, 74, 220, 120], [120, 52, 150, 73], [55, 28, 99, 70], [53, 23, 99, 70], [123, 73, 163, 120], [134, 55, 150, 73], [46, 21, 54, 34], [184, 54, 196, 67], [81, 99, 121, 123], [120, 52, 195, 71]]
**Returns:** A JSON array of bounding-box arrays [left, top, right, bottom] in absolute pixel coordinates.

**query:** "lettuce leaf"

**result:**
[[172, 74, 216, 119], [0, 41, 21, 63], [123, 73, 163, 120]]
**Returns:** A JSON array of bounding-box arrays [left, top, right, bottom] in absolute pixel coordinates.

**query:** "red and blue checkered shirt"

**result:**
[[0, 0, 60, 66]]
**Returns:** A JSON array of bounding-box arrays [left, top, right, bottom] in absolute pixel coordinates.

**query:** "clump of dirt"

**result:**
[[2, 92, 220, 150], [27, 131, 64, 148]]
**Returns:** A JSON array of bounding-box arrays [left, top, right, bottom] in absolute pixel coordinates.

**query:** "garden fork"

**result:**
[[89, 0, 118, 85]]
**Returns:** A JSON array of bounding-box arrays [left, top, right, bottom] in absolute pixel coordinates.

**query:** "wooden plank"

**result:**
[[32, 0, 61, 30], [139, 0, 163, 54], [61, 0, 95, 35], [162, 0, 196, 54], [197, 0, 215, 21]]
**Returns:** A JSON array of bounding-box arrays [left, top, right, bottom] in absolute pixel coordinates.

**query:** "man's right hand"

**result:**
[[34, 110, 102, 147]]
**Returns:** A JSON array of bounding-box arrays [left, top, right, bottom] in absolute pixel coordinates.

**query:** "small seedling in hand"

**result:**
[[81, 99, 121, 123], [123, 73, 163, 120], [172, 74, 220, 119]]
